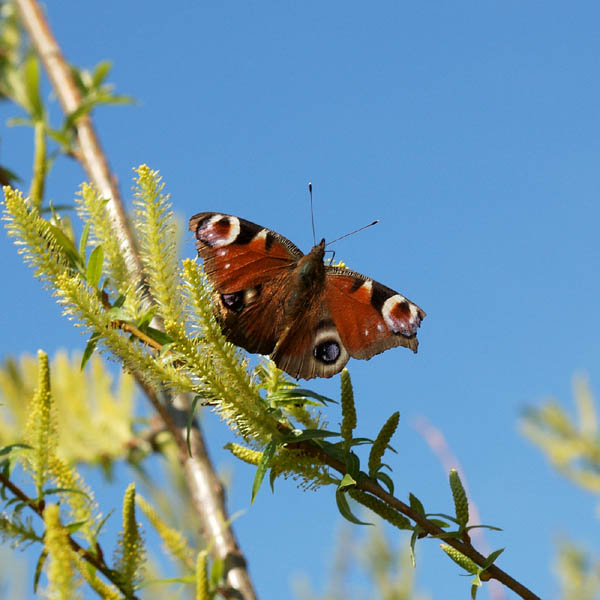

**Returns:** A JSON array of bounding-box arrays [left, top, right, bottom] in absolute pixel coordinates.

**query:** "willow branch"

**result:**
[[296, 440, 540, 600], [0, 471, 139, 599], [14, 2, 257, 598]]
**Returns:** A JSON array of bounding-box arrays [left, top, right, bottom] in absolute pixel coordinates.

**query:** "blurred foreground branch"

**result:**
[[13, 1, 257, 597]]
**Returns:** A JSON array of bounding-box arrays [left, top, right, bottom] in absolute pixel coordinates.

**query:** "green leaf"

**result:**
[[269, 388, 336, 405], [80, 332, 99, 370], [91, 509, 114, 544], [23, 55, 43, 119], [64, 101, 94, 130], [338, 473, 356, 490], [106, 306, 131, 321], [112, 293, 127, 308], [251, 440, 276, 504], [78, 221, 91, 262], [47, 223, 84, 272], [483, 547, 505, 568], [409, 493, 425, 516], [92, 60, 112, 87], [471, 583, 479, 600], [140, 325, 173, 346], [335, 489, 371, 526], [344, 452, 361, 480], [46, 127, 73, 150], [33, 550, 47, 593], [409, 528, 421, 567], [0, 443, 32, 457], [86, 245, 104, 287], [428, 518, 450, 529], [64, 519, 89, 533], [281, 428, 341, 443], [210, 557, 224, 587], [375, 471, 394, 495], [186, 395, 203, 457], [269, 465, 278, 493], [465, 524, 503, 532], [42, 487, 92, 502], [137, 306, 158, 329]]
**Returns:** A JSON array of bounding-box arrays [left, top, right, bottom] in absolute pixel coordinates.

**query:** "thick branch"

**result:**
[[14, 2, 257, 598]]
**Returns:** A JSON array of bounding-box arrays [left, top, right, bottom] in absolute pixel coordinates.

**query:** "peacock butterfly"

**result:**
[[189, 212, 425, 380]]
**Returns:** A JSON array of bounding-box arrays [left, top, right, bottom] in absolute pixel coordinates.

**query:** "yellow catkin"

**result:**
[[136, 494, 195, 571], [25, 350, 55, 496], [449, 468, 469, 527], [440, 544, 479, 574], [340, 369, 356, 450], [44, 504, 80, 599], [348, 488, 411, 530], [368, 411, 399, 476], [224, 443, 262, 465], [195, 551, 210, 600], [115, 483, 145, 594]]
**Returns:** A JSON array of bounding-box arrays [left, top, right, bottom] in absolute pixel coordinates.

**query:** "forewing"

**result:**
[[189, 212, 303, 354]]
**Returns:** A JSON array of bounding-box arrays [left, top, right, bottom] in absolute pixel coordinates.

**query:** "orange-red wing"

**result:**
[[324, 267, 425, 360], [189, 212, 302, 293]]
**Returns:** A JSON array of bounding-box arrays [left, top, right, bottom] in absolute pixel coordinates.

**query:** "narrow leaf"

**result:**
[[409, 493, 425, 516], [375, 472, 394, 495], [33, 549, 47, 593], [0, 443, 32, 457], [78, 221, 91, 262], [92, 60, 112, 87], [23, 55, 43, 119], [80, 332, 99, 370], [483, 547, 505, 568], [251, 440, 276, 503], [269, 388, 336, 405], [335, 489, 371, 526], [282, 428, 341, 443], [186, 395, 203, 457], [86, 245, 104, 288], [47, 223, 83, 271]]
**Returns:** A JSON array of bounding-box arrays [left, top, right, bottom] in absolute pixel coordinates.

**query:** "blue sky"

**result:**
[[2, 2, 600, 598]]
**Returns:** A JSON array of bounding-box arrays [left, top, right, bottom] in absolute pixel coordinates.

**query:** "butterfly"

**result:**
[[189, 212, 425, 380]]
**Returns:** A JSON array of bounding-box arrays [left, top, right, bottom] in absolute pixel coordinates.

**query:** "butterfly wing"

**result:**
[[189, 212, 303, 354], [269, 266, 425, 380], [324, 266, 425, 360]]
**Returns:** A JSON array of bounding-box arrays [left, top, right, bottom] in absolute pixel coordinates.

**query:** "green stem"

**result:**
[[30, 120, 46, 209]]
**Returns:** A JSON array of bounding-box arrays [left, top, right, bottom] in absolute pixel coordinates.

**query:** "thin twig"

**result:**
[[13, 2, 257, 598]]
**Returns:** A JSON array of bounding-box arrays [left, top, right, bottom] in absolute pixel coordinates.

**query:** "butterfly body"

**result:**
[[190, 212, 425, 380]]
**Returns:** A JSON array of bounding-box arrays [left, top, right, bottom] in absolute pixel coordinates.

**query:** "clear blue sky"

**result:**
[[2, 2, 600, 598]]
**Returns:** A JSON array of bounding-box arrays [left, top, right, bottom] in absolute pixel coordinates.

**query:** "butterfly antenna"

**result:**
[[326, 220, 380, 247], [309, 182, 317, 245]]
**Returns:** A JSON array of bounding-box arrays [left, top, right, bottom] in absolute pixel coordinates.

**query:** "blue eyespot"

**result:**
[[313, 340, 340, 364]]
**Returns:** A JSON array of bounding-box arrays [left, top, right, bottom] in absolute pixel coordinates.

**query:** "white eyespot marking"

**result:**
[[364, 329, 370, 337], [224, 263, 230, 269], [196, 214, 241, 248], [252, 229, 268, 244], [382, 294, 420, 336], [217, 248, 228, 257], [360, 280, 373, 294], [377, 323, 385, 332]]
